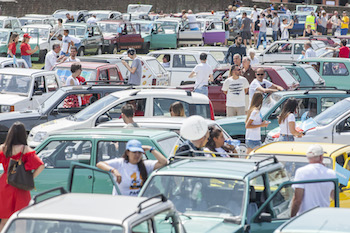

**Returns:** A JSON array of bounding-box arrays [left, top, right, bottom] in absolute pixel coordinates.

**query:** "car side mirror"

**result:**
[[96, 115, 110, 125], [257, 213, 272, 223], [34, 90, 43, 96], [336, 123, 343, 133], [51, 109, 58, 115]]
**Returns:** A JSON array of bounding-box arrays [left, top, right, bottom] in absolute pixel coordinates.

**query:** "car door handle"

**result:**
[[88, 175, 92, 179]]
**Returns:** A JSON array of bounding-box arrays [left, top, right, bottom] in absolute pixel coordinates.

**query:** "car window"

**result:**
[[126, 24, 135, 34], [157, 136, 179, 156], [322, 62, 349, 76], [337, 116, 350, 133], [37, 140, 92, 168], [4, 20, 11, 29], [269, 43, 292, 54], [34, 76, 47, 93], [147, 59, 167, 75], [296, 98, 317, 119], [109, 68, 120, 81], [93, 26, 101, 36], [107, 98, 146, 119], [172, 55, 197, 68], [11, 19, 20, 29], [286, 68, 301, 82], [249, 175, 268, 215], [293, 43, 304, 55], [304, 67, 323, 83], [97, 140, 127, 163], [57, 93, 101, 109], [321, 97, 343, 112], [132, 220, 152, 233], [45, 75, 59, 92], [206, 54, 219, 69], [99, 70, 108, 81], [336, 154, 346, 167], [276, 69, 297, 87], [153, 98, 190, 117], [264, 71, 272, 82]]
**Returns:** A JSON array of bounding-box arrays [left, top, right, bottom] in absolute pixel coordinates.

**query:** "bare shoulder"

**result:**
[[24, 145, 35, 154], [0, 144, 4, 152]]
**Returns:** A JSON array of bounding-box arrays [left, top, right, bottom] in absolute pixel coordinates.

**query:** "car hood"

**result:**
[[31, 117, 77, 134], [216, 116, 247, 136], [103, 33, 117, 39], [182, 216, 241, 233], [0, 110, 40, 121], [0, 94, 28, 106]]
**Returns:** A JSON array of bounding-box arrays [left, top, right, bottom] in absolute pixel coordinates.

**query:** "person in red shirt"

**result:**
[[7, 33, 19, 58], [76, 76, 85, 85], [326, 39, 350, 58], [20, 33, 39, 68]]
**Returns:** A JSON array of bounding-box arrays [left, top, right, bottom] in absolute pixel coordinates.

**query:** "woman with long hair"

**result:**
[[96, 139, 167, 196], [20, 33, 39, 68], [278, 98, 303, 141], [0, 122, 44, 231], [245, 92, 270, 153], [7, 33, 19, 58], [206, 126, 236, 157], [169, 101, 185, 117]]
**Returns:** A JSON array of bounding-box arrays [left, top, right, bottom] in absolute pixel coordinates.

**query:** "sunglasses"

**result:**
[[256, 73, 264, 76]]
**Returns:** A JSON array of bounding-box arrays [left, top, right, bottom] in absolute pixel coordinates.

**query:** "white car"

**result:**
[[28, 88, 214, 148], [258, 40, 327, 63], [0, 57, 28, 68], [148, 50, 221, 86], [19, 14, 56, 26], [88, 10, 122, 20], [180, 46, 229, 64], [0, 68, 60, 113]]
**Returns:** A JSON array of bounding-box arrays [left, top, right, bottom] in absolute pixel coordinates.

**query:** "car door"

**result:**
[[203, 22, 225, 45], [31, 76, 50, 110], [179, 22, 202, 45], [262, 42, 293, 63], [92, 26, 102, 53], [249, 178, 339, 233], [151, 23, 174, 49], [333, 114, 350, 144], [171, 54, 198, 86], [85, 26, 94, 54]]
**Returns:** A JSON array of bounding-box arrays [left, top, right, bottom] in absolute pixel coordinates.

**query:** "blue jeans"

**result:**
[[60, 51, 69, 56], [74, 42, 81, 50], [279, 135, 294, 141], [272, 30, 278, 41], [341, 28, 348, 35], [246, 140, 262, 149], [256, 31, 267, 49], [21, 55, 32, 68], [194, 85, 208, 96]]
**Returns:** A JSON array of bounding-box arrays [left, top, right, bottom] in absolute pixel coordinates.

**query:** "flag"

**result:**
[[335, 163, 350, 186]]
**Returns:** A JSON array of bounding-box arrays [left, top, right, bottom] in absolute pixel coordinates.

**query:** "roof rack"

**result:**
[[253, 155, 278, 171], [261, 61, 295, 65], [83, 80, 128, 85], [31, 187, 68, 205]]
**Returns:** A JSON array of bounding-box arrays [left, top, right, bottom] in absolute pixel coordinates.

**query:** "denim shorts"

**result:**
[[246, 140, 262, 149], [21, 55, 32, 68], [279, 135, 294, 141], [194, 86, 208, 96]]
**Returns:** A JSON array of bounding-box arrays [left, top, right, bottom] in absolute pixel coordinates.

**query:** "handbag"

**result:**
[[7, 146, 35, 191]]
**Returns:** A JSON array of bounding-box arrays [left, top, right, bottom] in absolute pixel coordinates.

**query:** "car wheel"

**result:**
[[78, 47, 85, 56], [38, 49, 47, 63], [112, 44, 118, 54], [140, 43, 150, 54], [96, 46, 103, 55]]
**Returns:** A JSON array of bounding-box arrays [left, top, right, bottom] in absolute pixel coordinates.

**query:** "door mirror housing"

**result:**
[[257, 213, 272, 223], [336, 123, 343, 133], [34, 90, 43, 96], [96, 115, 110, 125]]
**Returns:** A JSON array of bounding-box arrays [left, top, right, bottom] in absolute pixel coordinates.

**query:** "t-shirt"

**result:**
[[124, 122, 140, 128], [8, 42, 16, 56], [20, 43, 31, 56], [246, 109, 263, 140], [242, 67, 256, 84], [87, 17, 97, 25], [129, 57, 142, 85], [331, 15, 338, 29], [342, 16, 349, 29], [339, 46, 350, 58], [292, 163, 336, 216], [242, 17, 252, 32], [272, 17, 279, 31], [226, 44, 247, 65], [222, 76, 249, 107], [187, 14, 198, 29], [61, 35, 72, 53], [106, 158, 157, 196], [215, 147, 229, 157], [66, 57, 81, 62], [305, 48, 316, 58], [279, 113, 295, 135], [249, 79, 272, 102], [52, 25, 64, 36], [250, 56, 259, 65], [259, 18, 267, 32], [193, 63, 213, 89], [65, 76, 80, 86], [251, 10, 259, 22], [254, 20, 260, 31], [280, 23, 289, 40], [320, 16, 328, 28]]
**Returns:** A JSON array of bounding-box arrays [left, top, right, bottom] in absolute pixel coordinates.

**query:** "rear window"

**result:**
[[304, 67, 323, 83], [276, 69, 298, 86], [147, 59, 166, 75], [157, 136, 179, 156]]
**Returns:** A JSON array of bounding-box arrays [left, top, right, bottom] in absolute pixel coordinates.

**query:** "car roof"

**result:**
[[98, 20, 125, 23], [270, 89, 350, 96], [154, 158, 282, 179], [56, 61, 113, 69], [88, 54, 156, 61], [57, 85, 130, 93], [179, 47, 228, 52], [0, 16, 17, 20], [22, 24, 52, 29], [17, 193, 167, 225], [148, 50, 205, 55], [63, 23, 88, 27], [302, 57, 350, 62], [253, 142, 350, 157], [0, 68, 54, 76]]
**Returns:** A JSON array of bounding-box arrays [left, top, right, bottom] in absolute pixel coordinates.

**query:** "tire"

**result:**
[[96, 46, 103, 55], [110, 44, 118, 54], [38, 50, 47, 63], [141, 43, 150, 54], [78, 47, 84, 56]]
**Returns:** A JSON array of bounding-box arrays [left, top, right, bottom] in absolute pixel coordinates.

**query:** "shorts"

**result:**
[[226, 106, 245, 117], [225, 31, 230, 39], [194, 85, 208, 96], [246, 140, 262, 149], [60, 51, 69, 56], [254, 30, 259, 34], [317, 25, 323, 33], [279, 135, 294, 141], [242, 31, 251, 40], [21, 55, 32, 68]]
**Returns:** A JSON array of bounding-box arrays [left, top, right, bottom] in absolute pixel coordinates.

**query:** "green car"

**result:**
[[0, 29, 18, 57], [133, 20, 177, 50], [138, 157, 339, 233], [299, 57, 350, 89], [29, 128, 179, 196], [217, 88, 350, 141]]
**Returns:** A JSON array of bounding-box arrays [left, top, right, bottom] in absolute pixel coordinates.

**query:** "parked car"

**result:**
[[148, 50, 221, 86], [180, 46, 229, 64], [296, 35, 337, 47], [30, 128, 179, 194], [258, 40, 327, 63], [139, 156, 339, 233], [0, 85, 130, 143], [0, 16, 22, 33], [274, 208, 350, 233], [0, 29, 19, 57], [124, 4, 153, 21], [79, 54, 170, 86], [52, 9, 89, 22], [299, 57, 350, 89], [0, 68, 60, 113], [197, 19, 225, 45], [19, 14, 56, 26], [28, 88, 214, 147], [1, 187, 184, 233], [217, 88, 350, 141], [0, 57, 28, 68], [97, 20, 144, 54], [63, 23, 103, 56], [53, 61, 124, 85], [88, 10, 122, 21]]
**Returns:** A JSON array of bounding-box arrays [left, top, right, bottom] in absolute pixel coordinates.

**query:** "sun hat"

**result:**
[[306, 144, 324, 157], [126, 139, 144, 153]]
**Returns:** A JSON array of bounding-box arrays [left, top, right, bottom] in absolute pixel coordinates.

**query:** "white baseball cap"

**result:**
[[306, 144, 324, 157], [180, 115, 208, 140]]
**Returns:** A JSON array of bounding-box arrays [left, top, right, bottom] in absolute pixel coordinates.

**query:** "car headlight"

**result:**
[[33, 131, 47, 142], [0, 105, 13, 113]]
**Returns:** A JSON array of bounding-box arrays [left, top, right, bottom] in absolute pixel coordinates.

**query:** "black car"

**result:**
[[0, 85, 130, 142]]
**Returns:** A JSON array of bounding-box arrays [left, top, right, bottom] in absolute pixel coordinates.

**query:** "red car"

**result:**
[[180, 65, 299, 116], [97, 20, 145, 54], [54, 62, 124, 85]]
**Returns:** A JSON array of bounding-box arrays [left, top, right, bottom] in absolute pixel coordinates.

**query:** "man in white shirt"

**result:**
[[185, 10, 199, 30], [87, 14, 97, 25], [291, 144, 336, 217], [249, 67, 283, 103], [222, 64, 249, 116], [189, 53, 213, 96], [50, 18, 64, 37], [304, 42, 316, 58], [66, 46, 80, 62], [44, 44, 66, 70], [280, 18, 294, 40]]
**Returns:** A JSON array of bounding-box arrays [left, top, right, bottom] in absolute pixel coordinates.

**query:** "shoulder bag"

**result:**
[[7, 146, 35, 191]]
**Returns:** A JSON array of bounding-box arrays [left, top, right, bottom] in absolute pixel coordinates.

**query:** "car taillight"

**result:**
[[152, 78, 157, 85], [209, 100, 215, 120], [272, 132, 280, 139]]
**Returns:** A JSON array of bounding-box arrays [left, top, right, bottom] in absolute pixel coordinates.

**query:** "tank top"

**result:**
[[65, 76, 80, 86]]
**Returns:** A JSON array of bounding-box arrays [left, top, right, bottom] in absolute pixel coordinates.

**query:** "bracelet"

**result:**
[[149, 147, 155, 153]]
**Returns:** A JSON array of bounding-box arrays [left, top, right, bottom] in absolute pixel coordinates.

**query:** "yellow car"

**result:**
[[250, 142, 350, 208]]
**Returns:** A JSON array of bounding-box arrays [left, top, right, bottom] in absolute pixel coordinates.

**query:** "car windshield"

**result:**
[[147, 59, 166, 75], [55, 68, 97, 84], [276, 69, 298, 87], [206, 54, 220, 69], [97, 22, 119, 34], [40, 89, 65, 113], [138, 22, 153, 34], [0, 31, 9, 44], [64, 26, 85, 38], [260, 93, 283, 117], [4, 219, 123, 233], [304, 67, 324, 84], [22, 27, 49, 40], [0, 74, 31, 95], [95, 13, 110, 21], [158, 21, 178, 32], [142, 175, 245, 219], [74, 94, 118, 122], [314, 99, 350, 126]]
